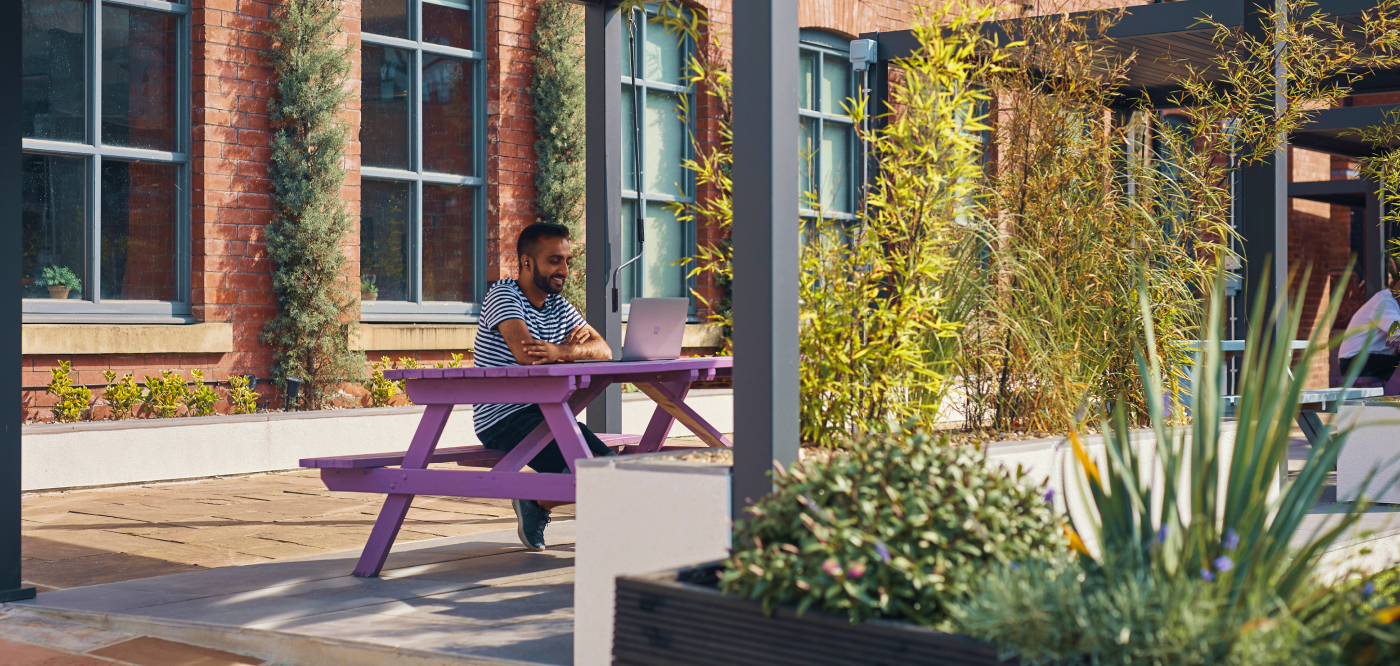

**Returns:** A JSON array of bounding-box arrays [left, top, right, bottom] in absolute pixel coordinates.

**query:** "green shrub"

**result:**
[[434, 352, 465, 369], [185, 369, 218, 417], [365, 357, 401, 408], [101, 370, 142, 420], [720, 426, 1064, 629], [1340, 567, 1400, 666], [142, 370, 188, 418], [226, 374, 259, 415], [531, 0, 587, 314], [46, 361, 91, 423]]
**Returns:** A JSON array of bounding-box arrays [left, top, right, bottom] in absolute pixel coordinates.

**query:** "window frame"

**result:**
[[22, 0, 193, 324], [799, 30, 859, 224], [619, 3, 697, 319], [359, 0, 486, 324]]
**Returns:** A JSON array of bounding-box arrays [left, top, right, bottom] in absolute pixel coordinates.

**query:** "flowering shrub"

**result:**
[[720, 426, 1063, 629]]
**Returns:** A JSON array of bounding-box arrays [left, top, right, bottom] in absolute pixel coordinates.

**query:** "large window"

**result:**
[[22, 0, 190, 323], [360, 0, 483, 323], [620, 4, 695, 311], [799, 31, 858, 222]]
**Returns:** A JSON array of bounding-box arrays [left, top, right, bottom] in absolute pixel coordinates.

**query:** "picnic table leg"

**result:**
[[637, 380, 691, 453], [492, 380, 610, 473], [634, 381, 733, 449], [539, 402, 593, 474], [353, 404, 454, 577]]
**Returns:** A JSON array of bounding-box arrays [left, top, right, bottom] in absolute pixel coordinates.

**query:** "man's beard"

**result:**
[[532, 268, 564, 295]]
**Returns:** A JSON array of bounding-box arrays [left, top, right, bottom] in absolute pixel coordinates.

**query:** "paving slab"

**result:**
[[13, 525, 581, 665]]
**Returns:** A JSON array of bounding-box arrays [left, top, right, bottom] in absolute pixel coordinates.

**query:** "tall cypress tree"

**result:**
[[261, 0, 363, 409], [532, 0, 587, 312]]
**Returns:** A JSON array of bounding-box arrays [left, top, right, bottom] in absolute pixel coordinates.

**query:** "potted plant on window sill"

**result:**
[[37, 266, 81, 300], [360, 275, 378, 302]]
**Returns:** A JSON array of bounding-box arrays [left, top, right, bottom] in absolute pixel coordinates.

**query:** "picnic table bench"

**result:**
[[1225, 386, 1385, 445], [299, 357, 733, 577]]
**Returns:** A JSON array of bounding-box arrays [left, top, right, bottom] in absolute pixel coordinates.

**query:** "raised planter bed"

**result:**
[[613, 561, 1009, 666]]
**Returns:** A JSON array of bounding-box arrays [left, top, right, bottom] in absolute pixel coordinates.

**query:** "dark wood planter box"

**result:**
[[614, 561, 1012, 666]]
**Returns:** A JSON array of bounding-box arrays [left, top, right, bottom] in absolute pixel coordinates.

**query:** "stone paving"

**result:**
[[19, 468, 575, 593]]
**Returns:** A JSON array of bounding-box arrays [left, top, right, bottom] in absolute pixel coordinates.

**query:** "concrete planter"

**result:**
[[1337, 400, 1400, 504], [613, 562, 1005, 666], [23, 388, 735, 492], [575, 451, 731, 666]]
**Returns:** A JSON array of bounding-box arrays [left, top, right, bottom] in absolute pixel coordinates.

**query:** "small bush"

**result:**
[[142, 370, 188, 418], [101, 371, 142, 420], [185, 370, 219, 417], [720, 426, 1064, 629], [365, 357, 401, 408], [36, 265, 82, 291], [434, 352, 465, 369], [226, 374, 259, 414], [47, 361, 91, 423]]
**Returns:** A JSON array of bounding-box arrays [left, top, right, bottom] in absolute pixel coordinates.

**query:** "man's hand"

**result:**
[[565, 326, 593, 346], [521, 339, 568, 365]]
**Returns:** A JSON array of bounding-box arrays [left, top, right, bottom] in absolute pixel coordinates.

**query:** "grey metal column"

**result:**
[[1239, 0, 1288, 330], [731, 0, 800, 518], [584, 2, 624, 434], [1364, 178, 1386, 297], [1, 0, 34, 603]]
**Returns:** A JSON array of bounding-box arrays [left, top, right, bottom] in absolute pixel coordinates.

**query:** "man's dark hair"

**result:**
[[517, 222, 571, 258]]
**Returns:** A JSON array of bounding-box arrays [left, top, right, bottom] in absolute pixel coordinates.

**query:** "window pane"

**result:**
[[362, 45, 411, 169], [102, 5, 179, 151], [22, 154, 87, 299], [422, 54, 473, 176], [644, 91, 684, 195], [642, 203, 685, 298], [799, 50, 816, 112], [422, 184, 473, 302], [23, 0, 87, 143], [423, 0, 473, 51], [799, 117, 816, 209], [363, 0, 409, 39], [644, 17, 682, 84], [820, 54, 850, 116], [622, 85, 637, 191], [821, 121, 853, 214], [361, 179, 412, 302], [101, 160, 178, 301]]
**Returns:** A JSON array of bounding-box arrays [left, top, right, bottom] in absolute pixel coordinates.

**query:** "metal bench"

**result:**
[[1225, 387, 1385, 445], [299, 432, 650, 470]]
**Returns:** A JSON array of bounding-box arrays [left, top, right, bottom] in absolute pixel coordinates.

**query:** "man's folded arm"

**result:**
[[498, 319, 611, 365]]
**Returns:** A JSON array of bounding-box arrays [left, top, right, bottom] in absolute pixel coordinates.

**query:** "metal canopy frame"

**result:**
[[572, 0, 799, 517]]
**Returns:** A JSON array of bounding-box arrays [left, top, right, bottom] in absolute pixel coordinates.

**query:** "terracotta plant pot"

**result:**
[[361, 291, 378, 302], [47, 286, 70, 300]]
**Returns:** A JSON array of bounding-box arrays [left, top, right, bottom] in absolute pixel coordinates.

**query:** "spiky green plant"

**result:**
[[531, 0, 587, 313], [261, 0, 364, 410], [955, 269, 1400, 664]]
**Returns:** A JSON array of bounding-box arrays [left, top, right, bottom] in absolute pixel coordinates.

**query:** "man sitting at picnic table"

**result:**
[[475, 222, 615, 551], [1338, 278, 1400, 380]]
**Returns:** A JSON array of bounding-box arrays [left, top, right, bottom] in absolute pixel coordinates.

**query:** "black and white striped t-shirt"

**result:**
[[473, 279, 587, 433]]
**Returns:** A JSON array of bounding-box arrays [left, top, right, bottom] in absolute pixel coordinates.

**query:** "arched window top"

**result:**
[[800, 28, 851, 53]]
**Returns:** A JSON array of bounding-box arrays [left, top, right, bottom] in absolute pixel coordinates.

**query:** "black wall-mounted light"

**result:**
[[284, 376, 303, 412]]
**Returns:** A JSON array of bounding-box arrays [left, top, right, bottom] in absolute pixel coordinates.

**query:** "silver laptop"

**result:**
[[579, 297, 689, 362]]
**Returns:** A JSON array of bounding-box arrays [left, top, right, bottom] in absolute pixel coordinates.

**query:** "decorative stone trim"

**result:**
[[22, 323, 235, 356]]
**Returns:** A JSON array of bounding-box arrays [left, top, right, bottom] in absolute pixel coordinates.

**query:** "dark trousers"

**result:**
[[478, 404, 615, 474], [1340, 353, 1400, 380]]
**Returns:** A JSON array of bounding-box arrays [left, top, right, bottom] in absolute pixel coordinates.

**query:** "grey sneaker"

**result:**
[[512, 499, 551, 551]]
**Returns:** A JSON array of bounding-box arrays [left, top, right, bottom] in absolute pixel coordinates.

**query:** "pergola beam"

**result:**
[[731, 0, 800, 517], [1, 0, 34, 603]]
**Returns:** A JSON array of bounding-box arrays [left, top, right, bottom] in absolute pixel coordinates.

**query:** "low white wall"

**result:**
[[1337, 401, 1400, 504], [985, 424, 1248, 557], [574, 453, 731, 666], [23, 389, 735, 491]]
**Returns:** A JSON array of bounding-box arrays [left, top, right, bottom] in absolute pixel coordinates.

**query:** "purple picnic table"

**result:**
[[299, 356, 733, 577]]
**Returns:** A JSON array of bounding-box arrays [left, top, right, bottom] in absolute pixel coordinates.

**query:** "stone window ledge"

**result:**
[[23, 323, 234, 356]]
